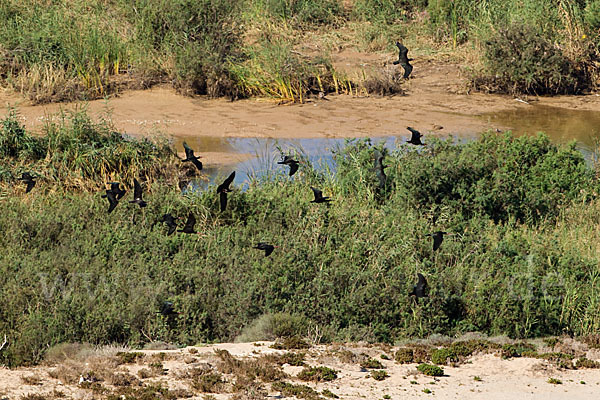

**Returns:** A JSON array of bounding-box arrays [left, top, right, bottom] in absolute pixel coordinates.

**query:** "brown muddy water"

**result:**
[[480, 105, 600, 149]]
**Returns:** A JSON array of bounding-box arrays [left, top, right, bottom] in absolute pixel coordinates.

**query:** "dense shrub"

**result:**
[[2, 122, 600, 367], [473, 23, 583, 94]]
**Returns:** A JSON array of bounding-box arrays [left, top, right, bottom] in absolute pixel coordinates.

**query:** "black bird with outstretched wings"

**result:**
[[217, 171, 235, 212], [102, 189, 119, 213], [278, 155, 299, 176], [178, 212, 197, 234], [18, 172, 36, 193], [129, 178, 147, 207], [159, 213, 178, 235], [407, 127, 425, 145], [182, 142, 203, 171], [310, 187, 331, 204], [393, 41, 413, 79], [254, 242, 276, 257], [109, 182, 127, 200]]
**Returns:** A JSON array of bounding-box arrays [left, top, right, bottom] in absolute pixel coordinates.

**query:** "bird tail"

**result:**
[[393, 60, 400, 65]]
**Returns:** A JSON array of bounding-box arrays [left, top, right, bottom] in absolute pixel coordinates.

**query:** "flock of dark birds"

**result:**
[[17, 41, 434, 314]]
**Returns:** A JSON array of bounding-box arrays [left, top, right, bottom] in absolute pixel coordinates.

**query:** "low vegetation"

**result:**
[[2, 109, 600, 367], [2, 1, 600, 102]]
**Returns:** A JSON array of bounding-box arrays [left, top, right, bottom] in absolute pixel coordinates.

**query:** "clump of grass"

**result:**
[[431, 348, 458, 365], [214, 349, 287, 383], [417, 363, 444, 377], [370, 370, 389, 381], [20, 375, 42, 385], [548, 377, 562, 384], [474, 375, 482, 381], [271, 382, 322, 400], [575, 357, 600, 369], [322, 388, 339, 398], [191, 371, 225, 393], [297, 366, 338, 382], [395, 348, 415, 364], [501, 342, 537, 359], [360, 357, 385, 369], [0, 108, 181, 192], [116, 352, 144, 365], [238, 312, 309, 342]]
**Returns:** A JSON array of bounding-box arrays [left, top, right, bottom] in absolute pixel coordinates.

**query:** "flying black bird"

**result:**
[[129, 178, 147, 207], [108, 182, 127, 200], [406, 127, 425, 146], [182, 142, 203, 171], [159, 213, 178, 235], [158, 301, 180, 317], [18, 172, 36, 193], [102, 189, 119, 213], [254, 242, 276, 257], [178, 212, 197, 234], [278, 155, 299, 176], [217, 171, 235, 212], [409, 273, 428, 300], [310, 187, 331, 204], [393, 41, 413, 79], [427, 231, 447, 251], [373, 150, 387, 190]]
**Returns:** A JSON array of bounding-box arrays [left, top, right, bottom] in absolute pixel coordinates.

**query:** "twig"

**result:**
[[0, 335, 7, 351]]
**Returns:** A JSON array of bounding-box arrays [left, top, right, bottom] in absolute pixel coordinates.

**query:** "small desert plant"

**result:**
[[271, 336, 311, 350], [575, 357, 600, 369], [417, 363, 444, 377], [395, 348, 415, 364], [297, 366, 338, 382], [360, 357, 385, 369], [548, 377, 562, 384], [370, 369, 389, 381]]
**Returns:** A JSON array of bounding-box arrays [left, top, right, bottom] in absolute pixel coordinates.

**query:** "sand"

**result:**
[[1, 341, 599, 399]]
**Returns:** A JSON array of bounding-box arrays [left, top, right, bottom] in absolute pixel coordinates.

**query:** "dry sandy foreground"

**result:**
[[1, 341, 599, 400]]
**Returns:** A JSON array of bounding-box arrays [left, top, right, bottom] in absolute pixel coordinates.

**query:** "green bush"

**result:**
[[473, 22, 582, 94], [417, 363, 444, 377], [297, 366, 338, 382], [395, 348, 414, 364], [431, 348, 458, 365]]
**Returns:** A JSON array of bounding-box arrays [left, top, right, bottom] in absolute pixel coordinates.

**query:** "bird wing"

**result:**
[[407, 127, 421, 138], [264, 245, 274, 257], [167, 224, 176, 235], [191, 158, 203, 171], [183, 142, 195, 159], [25, 180, 36, 193], [311, 187, 323, 200], [133, 178, 143, 200], [223, 171, 235, 188], [289, 162, 299, 176], [220, 191, 228, 212], [433, 233, 443, 251], [184, 213, 196, 230], [106, 191, 118, 213], [402, 62, 413, 79]]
